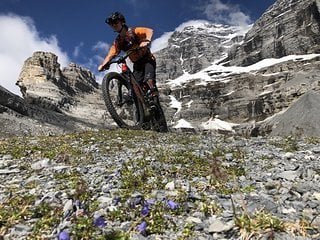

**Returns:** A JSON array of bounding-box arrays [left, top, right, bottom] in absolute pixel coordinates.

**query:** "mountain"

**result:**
[[154, 0, 320, 136], [1, 0, 320, 137], [0, 52, 115, 137], [225, 0, 320, 66], [154, 21, 251, 83]]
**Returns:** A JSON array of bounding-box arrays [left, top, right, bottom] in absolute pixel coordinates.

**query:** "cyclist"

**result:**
[[98, 11, 159, 97], [98, 11, 168, 132]]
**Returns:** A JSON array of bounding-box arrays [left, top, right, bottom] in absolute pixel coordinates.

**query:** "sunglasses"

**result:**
[[106, 19, 120, 25]]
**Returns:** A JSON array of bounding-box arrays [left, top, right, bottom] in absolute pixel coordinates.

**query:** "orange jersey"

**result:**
[[106, 27, 153, 63]]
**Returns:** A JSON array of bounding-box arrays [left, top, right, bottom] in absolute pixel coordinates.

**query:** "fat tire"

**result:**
[[102, 72, 144, 129]]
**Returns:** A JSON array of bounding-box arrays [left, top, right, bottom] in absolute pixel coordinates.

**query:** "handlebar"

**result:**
[[100, 47, 143, 72]]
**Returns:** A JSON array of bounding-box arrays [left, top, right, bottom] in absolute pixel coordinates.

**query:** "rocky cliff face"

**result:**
[[0, 52, 114, 137], [223, 0, 320, 66], [166, 55, 320, 135], [17, 52, 98, 112], [149, 0, 320, 136], [154, 22, 250, 83]]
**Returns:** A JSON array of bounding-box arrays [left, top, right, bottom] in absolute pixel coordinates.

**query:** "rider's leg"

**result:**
[[143, 59, 158, 97], [146, 79, 159, 97]]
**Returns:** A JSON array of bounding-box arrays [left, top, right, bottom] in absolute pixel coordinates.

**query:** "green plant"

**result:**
[[271, 135, 299, 152], [235, 210, 285, 239], [177, 222, 194, 239], [304, 136, 320, 145], [31, 203, 62, 237], [0, 194, 36, 235]]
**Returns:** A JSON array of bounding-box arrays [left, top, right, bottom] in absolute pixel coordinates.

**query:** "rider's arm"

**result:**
[[98, 41, 120, 70], [134, 27, 153, 47]]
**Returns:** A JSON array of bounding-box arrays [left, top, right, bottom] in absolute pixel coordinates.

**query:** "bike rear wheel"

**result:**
[[102, 72, 144, 129]]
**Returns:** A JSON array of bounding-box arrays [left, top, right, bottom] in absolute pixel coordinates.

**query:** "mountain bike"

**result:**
[[100, 48, 168, 132]]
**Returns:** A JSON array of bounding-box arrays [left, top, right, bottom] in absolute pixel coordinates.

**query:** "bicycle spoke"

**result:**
[[108, 78, 140, 127]]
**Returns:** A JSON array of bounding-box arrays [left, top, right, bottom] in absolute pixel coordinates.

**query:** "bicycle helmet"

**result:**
[[105, 11, 126, 25]]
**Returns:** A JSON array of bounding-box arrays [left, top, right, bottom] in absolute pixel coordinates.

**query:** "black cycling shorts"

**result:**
[[133, 55, 156, 83]]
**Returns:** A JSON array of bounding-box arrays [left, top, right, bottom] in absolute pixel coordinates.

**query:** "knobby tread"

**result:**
[[101, 72, 144, 129]]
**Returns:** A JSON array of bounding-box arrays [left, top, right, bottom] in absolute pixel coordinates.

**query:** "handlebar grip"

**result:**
[[99, 63, 110, 72]]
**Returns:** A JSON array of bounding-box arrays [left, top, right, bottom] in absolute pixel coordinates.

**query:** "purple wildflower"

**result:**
[[145, 199, 155, 205], [94, 216, 106, 228], [137, 221, 147, 234], [140, 205, 149, 216], [58, 230, 70, 240], [167, 200, 179, 210]]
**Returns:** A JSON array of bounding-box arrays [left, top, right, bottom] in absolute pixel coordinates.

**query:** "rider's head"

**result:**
[[105, 11, 127, 32]]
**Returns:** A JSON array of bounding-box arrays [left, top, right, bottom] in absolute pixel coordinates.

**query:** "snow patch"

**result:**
[[169, 95, 182, 114], [168, 54, 320, 87], [173, 119, 194, 129], [201, 117, 239, 132]]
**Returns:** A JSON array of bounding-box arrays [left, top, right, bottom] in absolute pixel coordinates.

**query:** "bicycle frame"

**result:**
[[120, 63, 146, 108], [108, 52, 151, 118], [101, 47, 167, 130]]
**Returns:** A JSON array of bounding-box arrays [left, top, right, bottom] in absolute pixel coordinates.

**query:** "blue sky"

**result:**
[[0, 0, 276, 94]]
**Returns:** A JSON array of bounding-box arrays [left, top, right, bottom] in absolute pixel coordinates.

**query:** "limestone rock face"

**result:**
[[167, 57, 320, 129], [224, 0, 320, 66], [154, 22, 249, 83], [17, 52, 63, 112], [258, 90, 320, 136], [152, 0, 320, 136], [1, 51, 112, 137], [17, 52, 98, 112], [0, 85, 28, 116], [62, 63, 98, 93]]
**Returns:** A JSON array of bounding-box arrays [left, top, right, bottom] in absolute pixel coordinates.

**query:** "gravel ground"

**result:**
[[0, 129, 319, 240]]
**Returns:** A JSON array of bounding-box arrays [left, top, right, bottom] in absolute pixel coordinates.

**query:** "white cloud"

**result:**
[[151, 31, 173, 53], [203, 0, 251, 26], [73, 42, 84, 58], [87, 41, 112, 83], [92, 41, 110, 52], [0, 14, 69, 95]]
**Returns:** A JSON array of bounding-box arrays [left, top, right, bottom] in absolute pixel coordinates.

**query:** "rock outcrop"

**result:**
[[154, 23, 249, 83], [223, 0, 320, 66], [258, 90, 320, 136], [167, 56, 320, 125], [0, 52, 114, 137], [0, 85, 28, 116], [17, 52, 98, 112]]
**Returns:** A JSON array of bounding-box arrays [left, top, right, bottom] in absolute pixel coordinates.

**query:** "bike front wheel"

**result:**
[[102, 72, 144, 129]]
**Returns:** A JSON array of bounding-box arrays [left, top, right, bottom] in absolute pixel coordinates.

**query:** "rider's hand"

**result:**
[[98, 63, 109, 72], [98, 65, 104, 72], [139, 40, 150, 48]]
